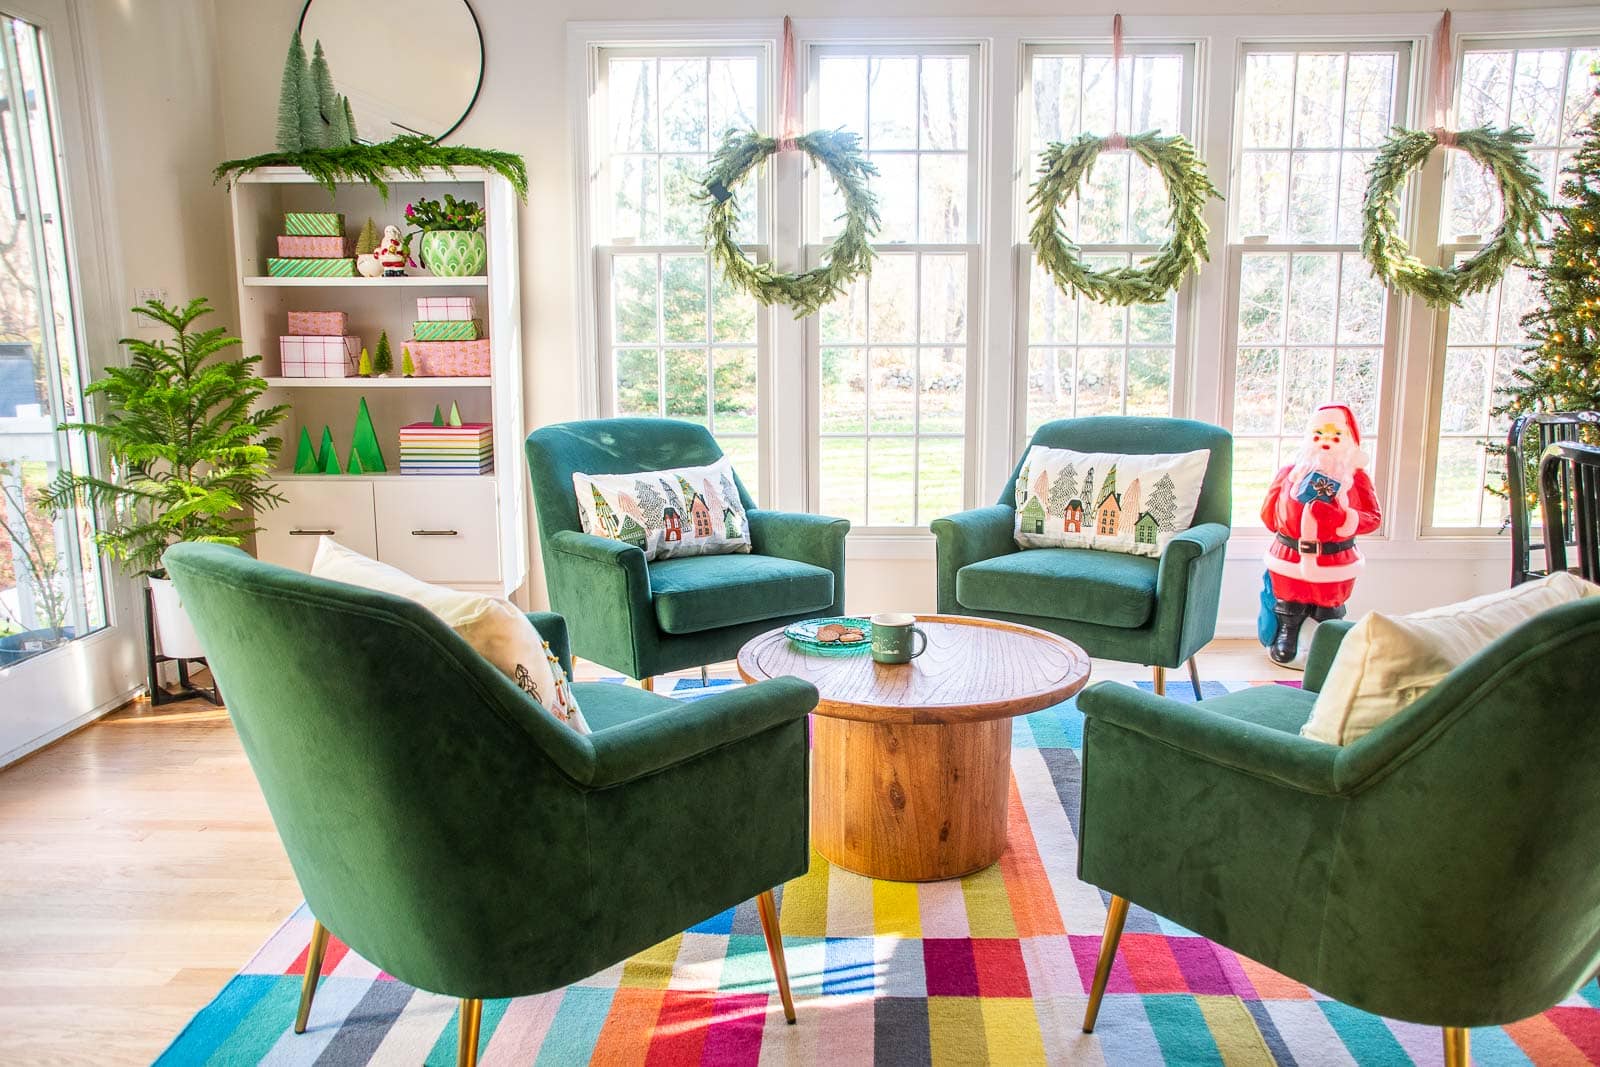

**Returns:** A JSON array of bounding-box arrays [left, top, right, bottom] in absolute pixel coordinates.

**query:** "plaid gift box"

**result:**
[[286, 311, 348, 336], [414, 296, 476, 321], [411, 319, 481, 341], [279, 335, 360, 378], [267, 257, 356, 277], [276, 235, 350, 259], [283, 212, 344, 237], [407, 338, 490, 376]]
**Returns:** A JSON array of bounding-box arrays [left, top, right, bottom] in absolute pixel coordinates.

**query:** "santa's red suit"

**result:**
[[1260, 405, 1382, 610]]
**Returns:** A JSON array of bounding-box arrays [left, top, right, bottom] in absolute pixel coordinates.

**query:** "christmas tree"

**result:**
[[374, 331, 393, 375], [357, 347, 372, 376], [329, 95, 352, 148], [401, 346, 415, 377], [355, 217, 380, 255], [1493, 66, 1600, 484], [275, 32, 308, 152], [342, 96, 359, 142], [296, 38, 322, 150], [310, 41, 338, 143]]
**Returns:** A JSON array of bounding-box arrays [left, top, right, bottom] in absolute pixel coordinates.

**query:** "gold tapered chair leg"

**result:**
[[755, 889, 797, 1024], [1152, 666, 1166, 696], [294, 920, 330, 1034], [1187, 656, 1203, 701], [1443, 1026, 1469, 1067], [1083, 896, 1129, 1033], [641, 676, 655, 692], [458, 998, 483, 1067]]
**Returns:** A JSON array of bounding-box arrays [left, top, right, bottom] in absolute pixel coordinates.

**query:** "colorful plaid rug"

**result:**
[[158, 678, 1600, 1065]]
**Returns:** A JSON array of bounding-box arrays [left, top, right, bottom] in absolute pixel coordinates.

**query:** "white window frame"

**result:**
[[1013, 40, 1200, 449], [1418, 32, 1600, 536], [582, 40, 778, 503], [1218, 39, 1414, 538], [803, 41, 985, 533]]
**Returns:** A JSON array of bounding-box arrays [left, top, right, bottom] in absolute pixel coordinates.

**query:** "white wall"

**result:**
[[207, 0, 1558, 631]]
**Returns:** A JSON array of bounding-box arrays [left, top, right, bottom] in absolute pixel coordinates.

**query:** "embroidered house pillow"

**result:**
[[1012, 445, 1211, 558], [310, 537, 589, 733], [573, 457, 751, 562]]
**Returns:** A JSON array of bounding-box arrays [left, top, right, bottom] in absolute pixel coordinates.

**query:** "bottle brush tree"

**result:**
[[354, 216, 380, 256], [275, 31, 308, 152], [1493, 66, 1600, 493], [42, 298, 288, 579], [374, 330, 393, 375]]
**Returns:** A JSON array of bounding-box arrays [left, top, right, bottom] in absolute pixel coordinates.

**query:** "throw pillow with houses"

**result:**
[[1012, 445, 1210, 558], [573, 457, 752, 561]]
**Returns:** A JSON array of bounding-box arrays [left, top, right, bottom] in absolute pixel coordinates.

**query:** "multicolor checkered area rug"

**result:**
[[158, 678, 1600, 1065]]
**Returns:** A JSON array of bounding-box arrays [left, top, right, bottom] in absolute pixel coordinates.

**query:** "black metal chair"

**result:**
[[1538, 439, 1600, 582], [1507, 411, 1600, 585]]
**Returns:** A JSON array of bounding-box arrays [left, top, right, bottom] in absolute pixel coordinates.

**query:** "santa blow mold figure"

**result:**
[[1259, 404, 1381, 664]]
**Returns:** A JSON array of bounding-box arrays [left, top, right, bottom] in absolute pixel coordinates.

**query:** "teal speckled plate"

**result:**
[[784, 616, 874, 655]]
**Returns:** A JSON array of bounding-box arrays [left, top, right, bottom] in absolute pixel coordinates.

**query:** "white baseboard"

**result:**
[[0, 685, 141, 769]]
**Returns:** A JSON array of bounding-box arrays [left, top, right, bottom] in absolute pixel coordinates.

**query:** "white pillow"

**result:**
[[573, 456, 751, 562], [310, 537, 589, 733], [1012, 445, 1211, 558], [1302, 572, 1600, 745]]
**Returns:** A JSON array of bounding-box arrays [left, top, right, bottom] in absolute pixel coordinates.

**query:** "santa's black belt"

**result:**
[[1277, 532, 1355, 555]]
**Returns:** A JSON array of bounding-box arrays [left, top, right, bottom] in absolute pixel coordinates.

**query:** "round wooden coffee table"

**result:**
[[737, 614, 1091, 882]]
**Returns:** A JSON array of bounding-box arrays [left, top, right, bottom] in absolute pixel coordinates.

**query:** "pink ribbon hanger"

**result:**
[[1105, 15, 1127, 151], [777, 16, 799, 152], [1432, 10, 1457, 146]]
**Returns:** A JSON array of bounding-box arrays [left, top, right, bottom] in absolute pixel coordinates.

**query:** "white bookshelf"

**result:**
[[230, 167, 526, 595]]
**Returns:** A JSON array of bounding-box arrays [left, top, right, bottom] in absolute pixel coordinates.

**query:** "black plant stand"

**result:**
[[144, 585, 221, 706]]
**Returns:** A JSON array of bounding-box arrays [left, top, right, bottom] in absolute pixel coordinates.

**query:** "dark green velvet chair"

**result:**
[[1075, 599, 1600, 1067], [526, 418, 849, 686], [932, 416, 1231, 697], [163, 543, 818, 1067]]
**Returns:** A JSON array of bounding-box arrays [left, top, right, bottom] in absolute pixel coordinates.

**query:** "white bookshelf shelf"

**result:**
[[244, 275, 489, 288], [272, 471, 496, 484], [262, 376, 492, 389]]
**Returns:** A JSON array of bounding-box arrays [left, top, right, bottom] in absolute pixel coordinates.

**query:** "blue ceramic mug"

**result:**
[[870, 612, 928, 664]]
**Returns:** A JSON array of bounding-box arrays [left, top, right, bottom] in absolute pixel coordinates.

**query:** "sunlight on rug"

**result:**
[[156, 679, 1600, 1065]]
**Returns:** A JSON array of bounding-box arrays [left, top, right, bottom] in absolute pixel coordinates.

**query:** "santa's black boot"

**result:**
[[1309, 603, 1347, 623], [1269, 602, 1311, 665]]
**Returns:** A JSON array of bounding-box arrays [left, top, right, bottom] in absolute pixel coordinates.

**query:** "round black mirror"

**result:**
[[297, 0, 484, 143]]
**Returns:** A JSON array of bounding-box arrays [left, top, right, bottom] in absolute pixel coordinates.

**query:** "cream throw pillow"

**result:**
[[1302, 572, 1599, 745], [310, 537, 589, 733]]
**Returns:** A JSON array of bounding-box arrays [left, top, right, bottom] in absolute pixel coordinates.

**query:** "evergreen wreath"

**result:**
[[1028, 131, 1220, 306], [699, 129, 879, 318], [1361, 125, 1549, 308]]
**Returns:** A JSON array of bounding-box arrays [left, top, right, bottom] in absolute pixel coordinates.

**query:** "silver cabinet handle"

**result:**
[[411, 529, 459, 537], [289, 528, 335, 536]]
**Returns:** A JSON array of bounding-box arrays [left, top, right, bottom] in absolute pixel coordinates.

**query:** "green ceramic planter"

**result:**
[[421, 230, 487, 277]]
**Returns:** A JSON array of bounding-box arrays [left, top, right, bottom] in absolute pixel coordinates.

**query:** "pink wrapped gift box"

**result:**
[[276, 235, 350, 259], [279, 335, 360, 378], [407, 338, 490, 377], [286, 310, 348, 336], [415, 296, 476, 321]]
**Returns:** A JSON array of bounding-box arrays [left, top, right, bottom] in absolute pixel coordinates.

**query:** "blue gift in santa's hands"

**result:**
[[1293, 470, 1341, 504]]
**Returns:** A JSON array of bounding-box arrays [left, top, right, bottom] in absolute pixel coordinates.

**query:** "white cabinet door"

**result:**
[[257, 482, 377, 572], [373, 478, 501, 585]]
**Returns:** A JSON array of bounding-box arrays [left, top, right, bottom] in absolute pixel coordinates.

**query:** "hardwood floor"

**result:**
[[0, 641, 1294, 1064]]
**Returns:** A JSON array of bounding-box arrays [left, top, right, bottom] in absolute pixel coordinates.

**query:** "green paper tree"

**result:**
[[310, 41, 338, 143], [1493, 67, 1600, 497], [292, 426, 316, 473], [374, 330, 393, 375], [297, 41, 322, 150], [316, 426, 341, 474], [447, 402, 463, 427], [401, 345, 415, 377], [342, 96, 359, 143], [432, 405, 445, 426], [275, 32, 308, 152], [349, 396, 387, 473], [347, 449, 364, 474], [354, 217, 380, 256], [357, 347, 372, 376]]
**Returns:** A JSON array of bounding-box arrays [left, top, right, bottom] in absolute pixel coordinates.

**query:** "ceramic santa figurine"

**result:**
[[375, 225, 409, 277], [1259, 404, 1381, 664]]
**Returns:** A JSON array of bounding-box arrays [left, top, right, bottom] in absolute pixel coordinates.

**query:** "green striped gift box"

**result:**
[[267, 257, 356, 277], [411, 319, 481, 341], [283, 212, 344, 236]]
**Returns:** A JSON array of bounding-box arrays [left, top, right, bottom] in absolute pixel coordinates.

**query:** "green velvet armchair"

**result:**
[[1075, 599, 1600, 1067], [163, 543, 818, 1067], [526, 418, 849, 686], [932, 416, 1231, 697]]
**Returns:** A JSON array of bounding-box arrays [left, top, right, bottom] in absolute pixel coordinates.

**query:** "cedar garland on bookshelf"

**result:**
[[214, 136, 529, 201]]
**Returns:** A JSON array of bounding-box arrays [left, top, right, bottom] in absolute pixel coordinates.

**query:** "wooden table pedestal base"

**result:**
[[811, 714, 1012, 882]]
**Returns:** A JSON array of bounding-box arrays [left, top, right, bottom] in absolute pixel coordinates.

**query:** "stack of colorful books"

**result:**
[[398, 414, 494, 476]]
